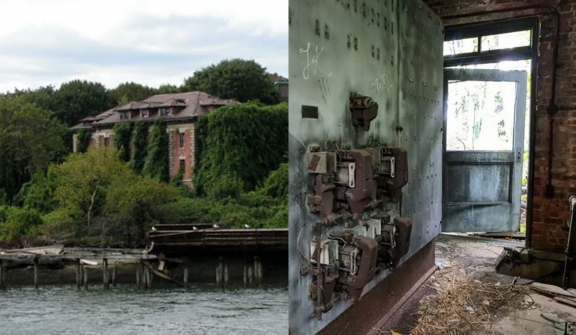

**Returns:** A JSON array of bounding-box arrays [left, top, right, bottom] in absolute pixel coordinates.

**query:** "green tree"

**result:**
[[0, 205, 43, 247], [109, 82, 157, 106], [13, 171, 58, 214], [130, 121, 149, 174], [105, 176, 180, 244], [0, 95, 66, 201], [113, 123, 133, 162], [143, 119, 169, 182], [182, 59, 280, 104], [12, 85, 60, 112], [255, 163, 288, 201], [49, 147, 180, 246], [54, 80, 114, 127], [157, 84, 181, 94]]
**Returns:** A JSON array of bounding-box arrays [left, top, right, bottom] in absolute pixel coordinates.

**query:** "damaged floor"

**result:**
[[376, 234, 576, 335]]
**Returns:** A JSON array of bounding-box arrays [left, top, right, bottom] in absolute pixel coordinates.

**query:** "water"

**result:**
[[0, 284, 288, 335]]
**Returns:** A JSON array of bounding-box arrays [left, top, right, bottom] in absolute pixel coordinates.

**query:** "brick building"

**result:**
[[269, 72, 289, 103], [424, 0, 576, 255], [70, 91, 238, 186]]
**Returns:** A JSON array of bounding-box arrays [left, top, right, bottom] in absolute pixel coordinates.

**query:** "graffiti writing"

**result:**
[[370, 74, 393, 96], [299, 42, 332, 80]]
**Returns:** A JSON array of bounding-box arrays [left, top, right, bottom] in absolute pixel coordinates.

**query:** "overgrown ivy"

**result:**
[[113, 123, 133, 162], [130, 122, 148, 174], [76, 129, 92, 153], [143, 119, 169, 182], [194, 102, 288, 198]]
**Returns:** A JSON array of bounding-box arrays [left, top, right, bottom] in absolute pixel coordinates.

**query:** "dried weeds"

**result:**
[[409, 271, 531, 335]]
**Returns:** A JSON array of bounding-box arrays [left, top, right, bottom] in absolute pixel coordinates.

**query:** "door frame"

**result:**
[[442, 68, 528, 232], [443, 17, 539, 246]]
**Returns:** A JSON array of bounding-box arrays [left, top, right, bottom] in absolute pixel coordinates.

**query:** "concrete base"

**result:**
[[317, 241, 436, 335], [496, 248, 571, 287]]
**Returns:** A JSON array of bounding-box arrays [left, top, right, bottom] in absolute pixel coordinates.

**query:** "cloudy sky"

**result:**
[[0, 0, 288, 93]]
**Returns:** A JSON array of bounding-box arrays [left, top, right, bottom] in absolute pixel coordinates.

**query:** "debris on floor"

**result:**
[[412, 271, 530, 334], [378, 234, 576, 335]]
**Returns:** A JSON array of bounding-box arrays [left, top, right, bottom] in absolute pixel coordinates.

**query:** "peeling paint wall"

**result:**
[[288, 0, 444, 333]]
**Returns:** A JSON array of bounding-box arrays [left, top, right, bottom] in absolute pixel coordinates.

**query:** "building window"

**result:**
[[179, 132, 185, 148], [141, 109, 149, 118], [179, 159, 185, 175], [119, 112, 128, 120], [104, 137, 109, 147], [160, 108, 170, 117]]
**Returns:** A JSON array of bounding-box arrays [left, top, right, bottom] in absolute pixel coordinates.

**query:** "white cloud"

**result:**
[[0, 0, 288, 93]]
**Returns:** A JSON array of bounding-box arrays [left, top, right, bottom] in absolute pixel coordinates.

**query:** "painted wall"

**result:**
[[288, 0, 444, 333]]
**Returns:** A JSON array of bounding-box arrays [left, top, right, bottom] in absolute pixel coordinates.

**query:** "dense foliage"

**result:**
[[0, 96, 66, 201], [194, 102, 288, 196], [113, 123, 133, 162], [182, 59, 280, 104], [42, 147, 179, 247], [130, 122, 149, 174], [157, 162, 288, 228], [109, 82, 157, 106], [76, 129, 92, 153], [53, 80, 115, 127], [142, 119, 169, 182]]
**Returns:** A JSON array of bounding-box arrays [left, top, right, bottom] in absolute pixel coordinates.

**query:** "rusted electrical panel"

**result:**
[[349, 93, 378, 131], [301, 144, 412, 319]]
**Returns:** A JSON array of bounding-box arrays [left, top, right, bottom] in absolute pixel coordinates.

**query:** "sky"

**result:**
[[0, 0, 288, 93]]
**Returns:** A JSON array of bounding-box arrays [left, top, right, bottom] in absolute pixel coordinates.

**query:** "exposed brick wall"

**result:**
[[81, 123, 197, 187], [166, 123, 196, 186], [424, 0, 576, 253]]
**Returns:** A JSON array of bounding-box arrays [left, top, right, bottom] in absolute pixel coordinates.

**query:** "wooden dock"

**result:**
[[0, 245, 164, 290], [148, 224, 288, 253]]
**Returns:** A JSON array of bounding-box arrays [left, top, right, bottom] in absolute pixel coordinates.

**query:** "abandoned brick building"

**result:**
[[70, 91, 237, 186]]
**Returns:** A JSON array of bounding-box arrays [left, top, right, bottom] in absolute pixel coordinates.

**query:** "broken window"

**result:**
[[179, 132, 185, 148], [444, 29, 531, 56], [481, 30, 531, 52], [443, 38, 478, 56], [160, 108, 170, 117]]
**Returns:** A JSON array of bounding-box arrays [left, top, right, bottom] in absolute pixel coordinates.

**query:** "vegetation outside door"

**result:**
[[442, 69, 527, 232]]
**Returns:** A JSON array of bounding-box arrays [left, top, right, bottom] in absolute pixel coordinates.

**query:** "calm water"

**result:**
[[0, 284, 288, 335]]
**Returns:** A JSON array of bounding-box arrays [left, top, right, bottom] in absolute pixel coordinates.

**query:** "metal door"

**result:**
[[442, 69, 527, 232]]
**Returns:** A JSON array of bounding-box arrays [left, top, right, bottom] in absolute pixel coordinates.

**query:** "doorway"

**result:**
[[441, 18, 538, 241]]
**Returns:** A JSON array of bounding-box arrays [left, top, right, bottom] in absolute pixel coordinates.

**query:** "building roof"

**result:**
[[269, 73, 288, 84], [71, 91, 238, 130]]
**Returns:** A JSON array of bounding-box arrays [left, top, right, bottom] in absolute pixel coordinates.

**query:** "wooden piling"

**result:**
[[112, 261, 117, 288], [76, 259, 82, 290], [33, 257, 39, 290], [224, 264, 229, 285], [145, 267, 151, 289], [216, 265, 221, 286], [183, 268, 189, 288], [256, 259, 263, 285], [243, 266, 247, 286], [136, 264, 141, 289], [0, 259, 6, 290], [83, 266, 88, 290], [103, 258, 109, 289], [248, 266, 253, 286]]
